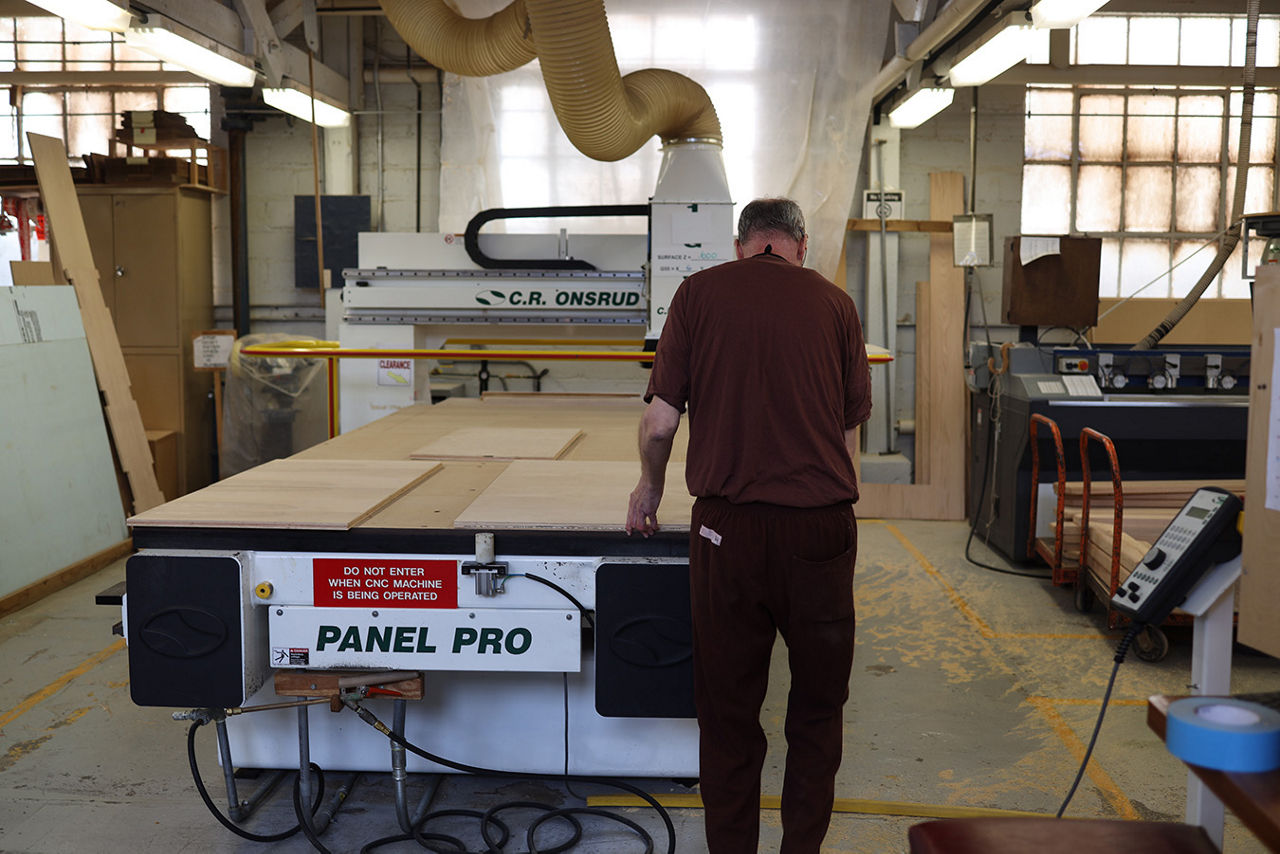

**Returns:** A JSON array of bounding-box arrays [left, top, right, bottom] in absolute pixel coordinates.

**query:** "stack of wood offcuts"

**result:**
[[1059, 479, 1246, 591]]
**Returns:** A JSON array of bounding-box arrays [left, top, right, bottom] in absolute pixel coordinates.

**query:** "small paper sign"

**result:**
[[193, 330, 236, 371]]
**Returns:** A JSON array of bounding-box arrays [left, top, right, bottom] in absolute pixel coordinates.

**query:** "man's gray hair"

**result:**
[[736, 198, 806, 244]]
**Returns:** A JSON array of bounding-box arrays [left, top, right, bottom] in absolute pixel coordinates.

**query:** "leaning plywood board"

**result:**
[[454, 460, 694, 531], [1241, 265, 1280, 657], [29, 132, 164, 512], [859, 172, 966, 520], [410, 427, 584, 461], [128, 459, 442, 529], [9, 260, 56, 286], [0, 286, 127, 599]]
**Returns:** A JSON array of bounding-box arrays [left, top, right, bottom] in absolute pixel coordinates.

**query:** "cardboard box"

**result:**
[[1002, 236, 1101, 328]]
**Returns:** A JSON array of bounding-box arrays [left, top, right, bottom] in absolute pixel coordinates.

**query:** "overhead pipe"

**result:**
[[378, 0, 721, 161], [379, 0, 535, 77], [862, 0, 994, 106]]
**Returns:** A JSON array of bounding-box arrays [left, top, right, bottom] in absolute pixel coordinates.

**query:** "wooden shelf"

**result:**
[[108, 136, 227, 194]]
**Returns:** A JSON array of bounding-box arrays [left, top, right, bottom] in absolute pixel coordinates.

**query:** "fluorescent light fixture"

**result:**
[[1029, 0, 1108, 29], [263, 83, 352, 128], [888, 88, 955, 129], [26, 0, 132, 32], [125, 22, 257, 88], [948, 15, 1038, 87]]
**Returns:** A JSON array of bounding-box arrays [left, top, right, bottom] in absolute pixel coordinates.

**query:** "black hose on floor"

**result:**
[[343, 693, 674, 854], [187, 719, 323, 843]]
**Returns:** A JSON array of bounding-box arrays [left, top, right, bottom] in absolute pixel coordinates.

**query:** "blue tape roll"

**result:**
[[1166, 698, 1280, 773]]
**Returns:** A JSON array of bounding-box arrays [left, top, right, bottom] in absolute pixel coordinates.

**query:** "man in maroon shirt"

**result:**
[[626, 197, 872, 854]]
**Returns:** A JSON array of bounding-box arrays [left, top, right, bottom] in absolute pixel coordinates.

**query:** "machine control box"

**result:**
[[1110, 487, 1242, 625], [1055, 347, 1249, 393]]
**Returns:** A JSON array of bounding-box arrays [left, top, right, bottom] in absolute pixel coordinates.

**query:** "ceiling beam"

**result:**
[[271, 0, 304, 39], [140, 0, 243, 50], [991, 63, 1280, 87], [234, 0, 287, 86], [0, 71, 202, 85]]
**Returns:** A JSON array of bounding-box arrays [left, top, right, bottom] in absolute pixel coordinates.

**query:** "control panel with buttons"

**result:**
[[1110, 486, 1242, 625]]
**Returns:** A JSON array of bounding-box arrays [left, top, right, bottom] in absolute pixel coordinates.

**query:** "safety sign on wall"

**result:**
[[377, 358, 413, 387]]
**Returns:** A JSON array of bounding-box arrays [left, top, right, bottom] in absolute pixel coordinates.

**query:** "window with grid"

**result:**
[[1021, 14, 1280, 300], [491, 12, 759, 233], [0, 16, 211, 164]]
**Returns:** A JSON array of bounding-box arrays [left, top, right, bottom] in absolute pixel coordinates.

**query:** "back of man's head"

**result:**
[[737, 198, 806, 244]]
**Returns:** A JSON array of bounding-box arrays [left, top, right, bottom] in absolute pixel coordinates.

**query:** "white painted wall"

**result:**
[[849, 85, 1026, 464]]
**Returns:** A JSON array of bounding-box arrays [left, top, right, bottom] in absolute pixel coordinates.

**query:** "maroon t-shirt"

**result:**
[[645, 251, 872, 507]]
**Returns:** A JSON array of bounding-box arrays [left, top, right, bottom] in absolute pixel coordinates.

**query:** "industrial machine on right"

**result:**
[[967, 235, 1250, 570]]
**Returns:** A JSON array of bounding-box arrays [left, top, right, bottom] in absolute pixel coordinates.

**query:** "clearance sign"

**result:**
[[313, 558, 456, 608]]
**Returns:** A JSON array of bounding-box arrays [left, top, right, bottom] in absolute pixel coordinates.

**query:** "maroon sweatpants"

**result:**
[[689, 497, 858, 854]]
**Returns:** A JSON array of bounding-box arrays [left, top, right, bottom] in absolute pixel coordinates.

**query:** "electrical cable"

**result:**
[[187, 719, 324, 843], [963, 272, 1050, 580], [297, 568, 664, 853], [521, 572, 596, 629], [1057, 624, 1143, 817], [342, 699, 676, 854], [293, 770, 337, 854]]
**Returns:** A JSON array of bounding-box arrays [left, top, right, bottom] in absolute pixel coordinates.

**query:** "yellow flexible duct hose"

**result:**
[[379, 0, 722, 161], [379, 0, 535, 77]]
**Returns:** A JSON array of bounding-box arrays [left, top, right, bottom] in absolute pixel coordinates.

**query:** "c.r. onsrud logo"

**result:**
[[474, 288, 638, 308]]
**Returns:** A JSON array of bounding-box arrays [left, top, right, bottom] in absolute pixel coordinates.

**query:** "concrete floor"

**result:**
[[2, 519, 1278, 853]]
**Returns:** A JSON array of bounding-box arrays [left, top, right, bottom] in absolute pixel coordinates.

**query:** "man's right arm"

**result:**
[[626, 397, 682, 537]]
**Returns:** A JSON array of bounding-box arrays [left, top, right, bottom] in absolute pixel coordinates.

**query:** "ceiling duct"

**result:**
[[379, 0, 722, 162]]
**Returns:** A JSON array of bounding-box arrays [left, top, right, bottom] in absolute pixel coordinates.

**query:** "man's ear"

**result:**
[[796, 237, 808, 264], [734, 239, 745, 260]]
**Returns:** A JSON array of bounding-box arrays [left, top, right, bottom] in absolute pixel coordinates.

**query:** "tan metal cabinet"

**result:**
[[79, 186, 214, 496]]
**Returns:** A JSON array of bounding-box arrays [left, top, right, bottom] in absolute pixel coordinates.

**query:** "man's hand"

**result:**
[[625, 397, 681, 537], [626, 481, 664, 537]]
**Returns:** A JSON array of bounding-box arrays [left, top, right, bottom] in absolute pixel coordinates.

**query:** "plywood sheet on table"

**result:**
[[295, 398, 685, 464], [128, 459, 441, 529], [454, 460, 694, 532], [410, 427, 583, 461]]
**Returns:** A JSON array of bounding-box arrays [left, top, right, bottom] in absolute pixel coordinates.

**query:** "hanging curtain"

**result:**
[[438, 0, 891, 281]]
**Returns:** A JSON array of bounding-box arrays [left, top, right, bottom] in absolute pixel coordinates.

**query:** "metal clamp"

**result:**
[[461, 532, 508, 597]]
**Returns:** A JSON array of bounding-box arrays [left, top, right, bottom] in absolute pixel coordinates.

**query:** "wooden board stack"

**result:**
[[1054, 479, 1246, 588]]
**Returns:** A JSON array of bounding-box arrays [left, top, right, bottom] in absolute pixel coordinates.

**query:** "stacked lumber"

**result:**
[[1056, 480, 1245, 586]]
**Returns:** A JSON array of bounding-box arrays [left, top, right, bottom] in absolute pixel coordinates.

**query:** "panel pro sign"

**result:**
[[269, 606, 580, 672]]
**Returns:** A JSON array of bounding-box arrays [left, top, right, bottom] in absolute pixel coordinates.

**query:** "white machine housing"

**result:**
[[336, 142, 733, 432]]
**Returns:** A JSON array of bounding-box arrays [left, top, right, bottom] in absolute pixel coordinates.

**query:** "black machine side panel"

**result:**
[[594, 563, 696, 719], [126, 554, 245, 708], [969, 395, 1248, 562]]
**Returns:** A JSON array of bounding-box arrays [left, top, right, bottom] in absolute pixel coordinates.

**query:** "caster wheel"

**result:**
[[1073, 580, 1095, 613], [1134, 625, 1170, 663]]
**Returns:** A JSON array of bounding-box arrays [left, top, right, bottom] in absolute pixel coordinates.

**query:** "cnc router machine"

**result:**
[[124, 395, 701, 794]]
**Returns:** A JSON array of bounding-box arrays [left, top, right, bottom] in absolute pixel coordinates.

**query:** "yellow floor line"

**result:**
[[1025, 696, 1139, 820], [883, 523, 1138, 820], [0, 639, 125, 731], [587, 793, 1045, 820], [880, 523, 1114, 642], [883, 522, 998, 639], [1032, 696, 1147, 708]]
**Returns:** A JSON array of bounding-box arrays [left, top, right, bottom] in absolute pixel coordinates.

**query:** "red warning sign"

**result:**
[[313, 558, 457, 608]]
